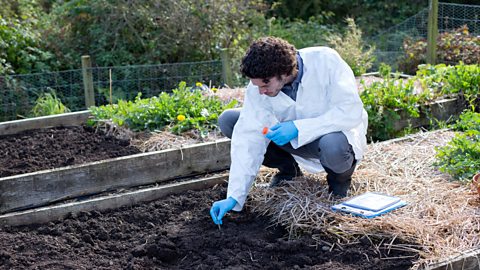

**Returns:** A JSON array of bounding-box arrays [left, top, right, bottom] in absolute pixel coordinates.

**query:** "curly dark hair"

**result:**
[[240, 37, 297, 79]]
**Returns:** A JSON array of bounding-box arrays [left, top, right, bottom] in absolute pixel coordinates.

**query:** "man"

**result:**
[[210, 37, 368, 225]]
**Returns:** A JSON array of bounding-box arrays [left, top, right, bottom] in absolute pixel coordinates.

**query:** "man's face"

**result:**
[[251, 75, 288, 97]]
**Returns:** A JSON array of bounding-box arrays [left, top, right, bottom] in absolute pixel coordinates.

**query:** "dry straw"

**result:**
[[132, 130, 214, 152], [249, 129, 480, 267]]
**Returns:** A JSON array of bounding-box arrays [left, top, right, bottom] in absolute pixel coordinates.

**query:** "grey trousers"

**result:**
[[218, 108, 356, 174]]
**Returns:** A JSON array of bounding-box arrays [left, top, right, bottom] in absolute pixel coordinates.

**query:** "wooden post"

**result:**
[[81, 55, 95, 108], [426, 0, 438, 65], [220, 48, 233, 87]]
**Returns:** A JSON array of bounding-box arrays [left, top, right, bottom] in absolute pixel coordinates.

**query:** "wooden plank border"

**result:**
[[0, 110, 91, 136], [0, 139, 231, 214], [0, 173, 227, 226], [422, 247, 480, 270], [393, 97, 466, 131]]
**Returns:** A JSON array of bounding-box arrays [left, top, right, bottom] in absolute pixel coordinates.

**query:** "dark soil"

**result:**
[[0, 126, 140, 177], [0, 185, 417, 270], [0, 126, 418, 269]]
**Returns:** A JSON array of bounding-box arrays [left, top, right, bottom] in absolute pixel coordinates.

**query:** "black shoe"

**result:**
[[263, 142, 303, 187], [324, 160, 357, 197], [269, 167, 303, 187]]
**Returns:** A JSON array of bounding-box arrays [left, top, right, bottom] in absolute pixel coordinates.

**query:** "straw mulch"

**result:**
[[249, 129, 480, 267], [92, 117, 226, 153], [131, 130, 223, 152]]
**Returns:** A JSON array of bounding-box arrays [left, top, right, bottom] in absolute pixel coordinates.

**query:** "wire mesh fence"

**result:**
[[0, 60, 223, 122], [370, 2, 480, 70]]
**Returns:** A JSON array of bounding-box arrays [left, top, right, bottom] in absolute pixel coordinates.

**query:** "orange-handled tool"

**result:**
[[262, 127, 269, 135]]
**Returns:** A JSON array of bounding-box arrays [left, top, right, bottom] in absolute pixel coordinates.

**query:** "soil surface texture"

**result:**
[[0, 185, 417, 270], [0, 126, 140, 177]]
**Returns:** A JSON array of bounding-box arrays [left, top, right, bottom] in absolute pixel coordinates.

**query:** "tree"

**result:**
[[42, 0, 265, 69]]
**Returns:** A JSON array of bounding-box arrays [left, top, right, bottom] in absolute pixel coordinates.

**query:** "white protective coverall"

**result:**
[[227, 46, 368, 211]]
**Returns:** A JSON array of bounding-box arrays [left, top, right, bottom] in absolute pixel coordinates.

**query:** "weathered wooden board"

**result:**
[[0, 174, 227, 226], [0, 139, 231, 214], [422, 247, 480, 270], [393, 97, 466, 131], [0, 110, 91, 136]]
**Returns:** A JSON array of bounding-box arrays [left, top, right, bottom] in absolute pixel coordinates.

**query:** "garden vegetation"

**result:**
[[2, 0, 479, 182]]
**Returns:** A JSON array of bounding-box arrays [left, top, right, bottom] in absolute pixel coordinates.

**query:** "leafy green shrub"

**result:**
[[42, 0, 264, 69], [434, 111, 480, 182], [378, 62, 392, 78], [327, 18, 375, 76], [360, 74, 431, 141], [453, 111, 480, 133], [0, 17, 55, 75], [265, 16, 333, 49], [31, 90, 70, 117], [362, 62, 479, 141], [441, 64, 480, 111], [266, 0, 425, 36], [416, 63, 480, 110], [399, 26, 480, 74], [88, 82, 237, 135]]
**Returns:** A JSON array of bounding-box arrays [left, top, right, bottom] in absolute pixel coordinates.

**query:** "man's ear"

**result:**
[[280, 74, 290, 84]]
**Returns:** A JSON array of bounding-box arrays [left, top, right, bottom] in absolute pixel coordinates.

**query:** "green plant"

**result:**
[[453, 110, 480, 133], [265, 16, 334, 49], [42, 0, 264, 70], [399, 25, 480, 74], [360, 64, 440, 141], [31, 89, 70, 116], [378, 63, 392, 78], [360, 74, 431, 141], [434, 131, 480, 182], [443, 63, 480, 111], [0, 16, 55, 75], [327, 18, 375, 76], [266, 0, 425, 36], [416, 63, 480, 110], [434, 111, 480, 182], [88, 82, 237, 135], [97, 87, 127, 105]]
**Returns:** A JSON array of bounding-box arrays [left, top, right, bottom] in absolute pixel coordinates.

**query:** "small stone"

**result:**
[[359, 235, 370, 245], [82, 234, 95, 245]]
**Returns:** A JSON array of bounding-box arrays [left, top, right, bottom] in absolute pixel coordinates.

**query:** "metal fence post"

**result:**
[[427, 0, 438, 65], [81, 55, 95, 108], [220, 48, 233, 87]]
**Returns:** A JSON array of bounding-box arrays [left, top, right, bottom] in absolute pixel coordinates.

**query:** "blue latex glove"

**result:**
[[265, 121, 298, 146], [210, 197, 237, 225]]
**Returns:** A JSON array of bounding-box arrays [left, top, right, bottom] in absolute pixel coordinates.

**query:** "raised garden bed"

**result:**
[[0, 91, 478, 269], [0, 184, 418, 270], [0, 112, 230, 214], [0, 125, 138, 177]]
